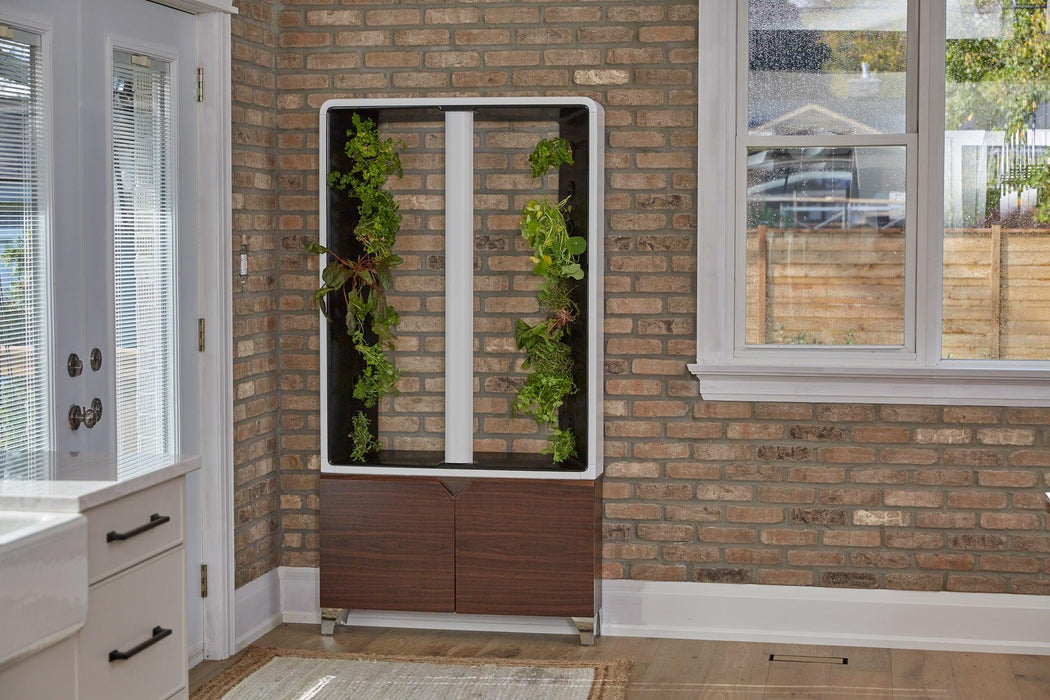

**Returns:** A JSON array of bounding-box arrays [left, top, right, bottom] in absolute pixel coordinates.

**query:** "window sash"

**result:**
[[0, 27, 50, 454], [112, 50, 175, 455], [735, 1, 920, 354]]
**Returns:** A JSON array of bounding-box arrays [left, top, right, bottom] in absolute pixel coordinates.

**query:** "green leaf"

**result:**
[[532, 258, 551, 276], [306, 241, 329, 254], [561, 263, 584, 280], [321, 261, 352, 289], [566, 236, 587, 256], [528, 137, 574, 178]]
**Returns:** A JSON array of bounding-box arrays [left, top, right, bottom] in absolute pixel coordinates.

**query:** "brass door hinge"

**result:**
[[198, 318, 205, 352], [200, 563, 208, 597], [196, 67, 204, 102]]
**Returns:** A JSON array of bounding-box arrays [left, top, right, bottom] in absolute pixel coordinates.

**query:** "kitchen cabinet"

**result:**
[[0, 454, 197, 700], [77, 477, 187, 700]]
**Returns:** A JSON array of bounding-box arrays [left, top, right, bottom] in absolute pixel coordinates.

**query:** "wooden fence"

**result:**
[[747, 225, 1050, 359]]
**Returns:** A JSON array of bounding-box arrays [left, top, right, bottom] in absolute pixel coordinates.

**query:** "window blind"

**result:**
[[0, 27, 48, 454], [112, 50, 174, 455]]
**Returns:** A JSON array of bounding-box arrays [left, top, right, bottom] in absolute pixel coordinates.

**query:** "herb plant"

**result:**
[[309, 113, 404, 462], [349, 411, 381, 463], [514, 137, 585, 463]]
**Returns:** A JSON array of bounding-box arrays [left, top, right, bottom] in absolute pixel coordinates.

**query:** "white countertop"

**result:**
[[0, 452, 201, 512]]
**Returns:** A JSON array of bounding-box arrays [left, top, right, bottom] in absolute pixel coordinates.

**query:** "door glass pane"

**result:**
[[112, 51, 174, 453], [746, 146, 907, 346], [748, 0, 908, 136], [943, 2, 1050, 360], [0, 28, 48, 454]]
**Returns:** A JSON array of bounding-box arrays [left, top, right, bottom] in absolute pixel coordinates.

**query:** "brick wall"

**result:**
[[603, 404, 1050, 593], [231, 0, 281, 587], [230, 0, 1050, 595]]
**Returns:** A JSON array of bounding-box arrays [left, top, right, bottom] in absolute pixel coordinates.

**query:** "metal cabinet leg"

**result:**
[[571, 613, 599, 646], [321, 607, 343, 635]]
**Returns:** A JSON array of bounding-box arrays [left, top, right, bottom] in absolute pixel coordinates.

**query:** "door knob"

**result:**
[[68, 398, 103, 430]]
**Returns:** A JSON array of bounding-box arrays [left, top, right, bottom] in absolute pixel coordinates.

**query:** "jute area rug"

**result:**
[[192, 646, 630, 700]]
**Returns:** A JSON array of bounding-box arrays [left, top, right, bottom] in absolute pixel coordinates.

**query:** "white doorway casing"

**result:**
[[190, 5, 236, 662]]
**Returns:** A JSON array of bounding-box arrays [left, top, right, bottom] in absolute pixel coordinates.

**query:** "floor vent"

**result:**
[[769, 654, 849, 665]]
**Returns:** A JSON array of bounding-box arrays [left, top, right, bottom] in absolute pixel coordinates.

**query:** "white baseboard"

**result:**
[[278, 565, 320, 625], [602, 580, 1050, 655], [233, 568, 282, 651], [187, 643, 204, 669], [272, 567, 1050, 655]]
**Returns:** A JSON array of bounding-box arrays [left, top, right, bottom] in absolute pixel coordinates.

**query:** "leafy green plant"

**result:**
[[349, 411, 381, 463], [310, 113, 404, 462], [513, 137, 585, 463], [528, 137, 574, 178]]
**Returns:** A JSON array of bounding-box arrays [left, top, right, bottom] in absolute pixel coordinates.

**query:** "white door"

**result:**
[[0, 0, 203, 661]]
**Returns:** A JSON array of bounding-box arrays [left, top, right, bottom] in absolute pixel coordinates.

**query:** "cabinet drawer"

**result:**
[[87, 477, 183, 584], [79, 547, 185, 700]]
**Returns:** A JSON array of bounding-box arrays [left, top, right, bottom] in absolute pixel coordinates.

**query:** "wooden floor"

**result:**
[[190, 623, 1050, 699]]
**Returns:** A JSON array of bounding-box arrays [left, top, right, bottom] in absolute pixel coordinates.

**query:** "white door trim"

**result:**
[[196, 10, 235, 661]]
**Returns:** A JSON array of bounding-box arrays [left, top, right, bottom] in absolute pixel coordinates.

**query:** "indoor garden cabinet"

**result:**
[[317, 98, 605, 644]]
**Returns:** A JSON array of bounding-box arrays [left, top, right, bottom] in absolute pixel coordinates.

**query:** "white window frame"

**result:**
[[692, 0, 1050, 406]]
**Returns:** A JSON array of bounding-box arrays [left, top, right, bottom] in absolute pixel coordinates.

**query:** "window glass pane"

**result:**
[[746, 146, 907, 346], [0, 29, 48, 454], [943, 3, 1050, 360], [112, 52, 174, 454], [748, 0, 908, 136]]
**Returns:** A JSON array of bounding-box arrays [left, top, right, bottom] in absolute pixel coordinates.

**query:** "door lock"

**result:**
[[68, 398, 103, 430]]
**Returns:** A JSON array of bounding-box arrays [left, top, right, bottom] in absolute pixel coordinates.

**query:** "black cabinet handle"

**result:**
[[108, 626, 172, 662], [106, 513, 170, 542]]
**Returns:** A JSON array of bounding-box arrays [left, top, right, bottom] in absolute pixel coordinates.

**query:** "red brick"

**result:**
[[754, 403, 812, 420], [630, 564, 686, 581], [980, 513, 1041, 530], [695, 402, 752, 419], [663, 544, 719, 562], [758, 570, 815, 586], [947, 575, 1006, 593], [947, 492, 1007, 509], [699, 527, 755, 544], [726, 548, 782, 565], [885, 531, 944, 549], [884, 490, 943, 508], [977, 470, 1038, 488], [637, 524, 694, 542], [665, 505, 722, 522], [788, 550, 845, 567], [851, 552, 910, 568], [980, 555, 1039, 573], [916, 554, 974, 571], [823, 530, 882, 547], [913, 469, 973, 486], [885, 573, 943, 591], [916, 512, 977, 529], [977, 428, 1036, 446], [727, 423, 785, 440]]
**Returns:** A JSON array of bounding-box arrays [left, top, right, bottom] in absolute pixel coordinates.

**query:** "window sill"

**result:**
[[687, 363, 1050, 407]]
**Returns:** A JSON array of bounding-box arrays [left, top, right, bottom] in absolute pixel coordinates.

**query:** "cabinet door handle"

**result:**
[[106, 513, 170, 542], [108, 626, 172, 662]]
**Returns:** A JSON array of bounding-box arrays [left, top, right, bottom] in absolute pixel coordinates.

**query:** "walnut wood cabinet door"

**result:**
[[455, 478, 600, 617], [320, 476, 455, 612]]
